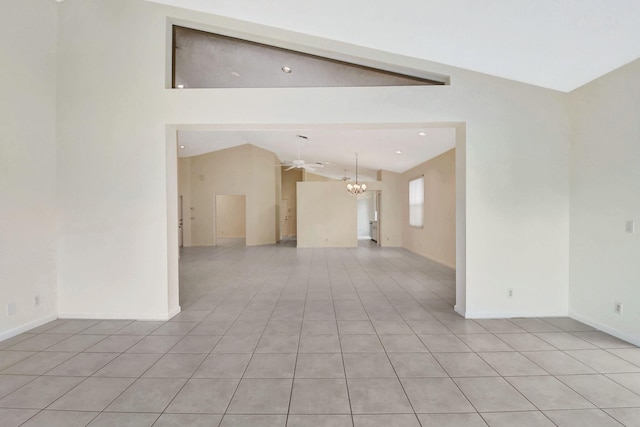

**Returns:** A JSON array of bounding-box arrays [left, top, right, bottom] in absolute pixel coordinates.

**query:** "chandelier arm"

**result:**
[[346, 152, 366, 195]]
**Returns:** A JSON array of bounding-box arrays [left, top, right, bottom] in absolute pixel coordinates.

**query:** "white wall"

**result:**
[[0, 0, 59, 338], [56, 0, 176, 319], [52, 0, 570, 322], [569, 58, 640, 345]]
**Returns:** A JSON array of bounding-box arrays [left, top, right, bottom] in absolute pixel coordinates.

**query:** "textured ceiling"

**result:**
[[151, 0, 640, 92], [174, 27, 443, 88]]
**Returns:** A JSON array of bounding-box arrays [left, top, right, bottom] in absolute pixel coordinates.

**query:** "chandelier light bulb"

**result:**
[[347, 153, 367, 195]]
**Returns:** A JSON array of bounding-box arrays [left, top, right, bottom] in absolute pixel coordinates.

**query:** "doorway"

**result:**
[[167, 123, 467, 318], [357, 191, 376, 241]]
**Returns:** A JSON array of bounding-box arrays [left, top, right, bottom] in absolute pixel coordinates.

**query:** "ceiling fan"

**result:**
[[280, 135, 325, 172]]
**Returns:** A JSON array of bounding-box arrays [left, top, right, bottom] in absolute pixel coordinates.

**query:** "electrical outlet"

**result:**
[[614, 302, 623, 315], [34, 296, 40, 307], [7, 303, 16, 316], [507, 288, 514, 298]]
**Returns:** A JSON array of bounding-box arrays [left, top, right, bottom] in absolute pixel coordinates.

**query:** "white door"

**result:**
[[281, 199, 289, 237], [178, 196, 183, 248], [375, 191, 381, 246]]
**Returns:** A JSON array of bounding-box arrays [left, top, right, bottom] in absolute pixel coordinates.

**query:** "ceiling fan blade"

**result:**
[[312, 163, 325, 168], [285, 166, 296, 171], [304, 166, 317, 172]]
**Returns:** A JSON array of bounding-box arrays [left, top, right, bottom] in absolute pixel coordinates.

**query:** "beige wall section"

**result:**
[[216, 195, 246, 237], [188, 144, 278, 246], [304, 171, 336, 182], [281, 168, 303, 236], [178, 157, 193, 247], [401, 149, 456, 268], [297, 182, 357, 247], [569, 58, 640, 345], [378, 171, 403, 247], [0, 0, 58, 338]]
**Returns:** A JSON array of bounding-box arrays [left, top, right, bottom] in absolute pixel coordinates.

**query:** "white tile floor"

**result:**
[[1, 242, 639, 426]]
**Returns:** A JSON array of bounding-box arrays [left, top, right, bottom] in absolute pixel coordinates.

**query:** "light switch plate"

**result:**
[[625, 220, 635, 234]]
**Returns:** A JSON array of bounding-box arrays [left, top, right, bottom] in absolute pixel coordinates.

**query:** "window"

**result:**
[[409, 176, 424, 228]]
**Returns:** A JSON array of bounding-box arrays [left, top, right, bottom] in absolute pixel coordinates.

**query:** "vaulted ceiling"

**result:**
[[153, 0, 640, 178], [152, 0, 640, 92], [178, 127, 456, 181]]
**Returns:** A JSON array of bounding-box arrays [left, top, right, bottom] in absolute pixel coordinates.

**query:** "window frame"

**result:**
[[408, 175, 424, 228]]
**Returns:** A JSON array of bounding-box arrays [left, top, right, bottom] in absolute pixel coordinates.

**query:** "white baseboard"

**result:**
[[464, 310, 569, 319], [569, 311, 640, 347], [0, 314, 58, 342], [454, 304, 465, 317], [167, 305, 181, 320], [59, 307, 182, 322]]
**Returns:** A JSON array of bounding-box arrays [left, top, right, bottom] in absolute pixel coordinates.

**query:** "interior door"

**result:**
[[178, 195, 183, 248], [375, 191, 381, 246], [281, 199, 289, 237]]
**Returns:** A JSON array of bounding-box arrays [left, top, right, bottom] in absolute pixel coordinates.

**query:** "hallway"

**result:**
[[0, 244, 639, 426]]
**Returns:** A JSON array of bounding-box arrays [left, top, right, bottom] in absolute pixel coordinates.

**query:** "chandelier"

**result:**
[[346, 153, 367, 195]]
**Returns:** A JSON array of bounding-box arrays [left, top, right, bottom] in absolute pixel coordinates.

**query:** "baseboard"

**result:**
[[0, 314, 58, 342], [403, 247, 456, 270], [59, 307, 181, 321], [454, 304, 465, 317], [569, 310, 640, 347], [167, 305, 181, 320], [464, 310, 569, 319]]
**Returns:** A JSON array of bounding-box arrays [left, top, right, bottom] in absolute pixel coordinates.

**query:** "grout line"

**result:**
[[337, 247, 423, 424], [2, 243, 639, 425], [324, 248, 356, 427], [285, 247, 316, 426]]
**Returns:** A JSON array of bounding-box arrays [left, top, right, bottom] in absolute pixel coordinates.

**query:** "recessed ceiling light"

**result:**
[[230, 71, 240, 77], [179, 145, 185, 149], [418, 132, 426, 136], [282, 66, 292, 73], [177, 84, 185, 89], [395, 150, 402, 154]]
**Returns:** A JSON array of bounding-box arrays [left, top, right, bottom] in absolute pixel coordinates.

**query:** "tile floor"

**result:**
[[1, 242, 639, 426]]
